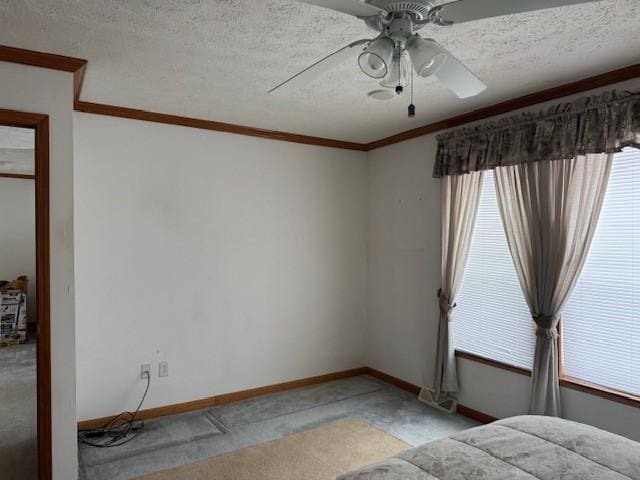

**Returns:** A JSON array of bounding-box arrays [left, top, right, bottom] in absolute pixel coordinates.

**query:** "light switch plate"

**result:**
[[159, 361, 169, 377]]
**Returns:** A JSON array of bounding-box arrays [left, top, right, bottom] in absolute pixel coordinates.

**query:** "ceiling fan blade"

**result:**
[[295, 0, 387, 18], [269, 39, 370, 95], [432, 0, 598, 25], [433, 45, 486, 99]]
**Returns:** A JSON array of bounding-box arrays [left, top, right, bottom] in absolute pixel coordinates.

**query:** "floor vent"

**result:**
[[418, 387, 457, 414]]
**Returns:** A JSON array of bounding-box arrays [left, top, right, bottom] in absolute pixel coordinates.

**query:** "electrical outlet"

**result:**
[[159, 361, 169, 377], [141, 364, 151, 379]]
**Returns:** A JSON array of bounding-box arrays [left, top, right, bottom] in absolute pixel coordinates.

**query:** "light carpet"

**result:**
[[135, 418, 409, 480]]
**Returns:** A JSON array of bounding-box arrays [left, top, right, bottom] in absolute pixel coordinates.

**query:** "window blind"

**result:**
[[454, 170, 534, 370], [563, 148, 640, 396]]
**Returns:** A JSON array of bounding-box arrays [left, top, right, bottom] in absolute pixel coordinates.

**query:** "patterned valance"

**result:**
[[433, 90, 640, 178]]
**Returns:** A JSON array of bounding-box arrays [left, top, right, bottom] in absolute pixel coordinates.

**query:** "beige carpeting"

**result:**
[[136, 418, 409, 480]]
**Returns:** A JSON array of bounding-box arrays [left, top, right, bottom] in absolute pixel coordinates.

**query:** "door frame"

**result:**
[[0, 107, 51, 479]]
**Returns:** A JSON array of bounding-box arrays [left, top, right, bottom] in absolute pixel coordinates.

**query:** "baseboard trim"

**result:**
[[365, 367, 421, 395], [0, 172, 36, 180], [77, 366, 497, 430], [456, 404, 497, 424], [77, 367, 368, 430], [365, 367, 496, 424]]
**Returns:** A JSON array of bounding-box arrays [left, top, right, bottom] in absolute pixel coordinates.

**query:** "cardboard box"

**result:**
[[0, 285, 28, 347]]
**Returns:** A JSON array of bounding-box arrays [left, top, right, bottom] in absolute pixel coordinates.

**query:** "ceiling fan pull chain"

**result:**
[[408, 67, 416, 118], [395, 52, 403, 95], [411, 66, 414, 103]]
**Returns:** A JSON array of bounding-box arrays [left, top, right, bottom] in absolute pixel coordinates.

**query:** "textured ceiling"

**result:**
[[0, 148, 34, 174], [0, 127, 34, 174], [0, 1, 638, 143], [0, 126, 34, 149]]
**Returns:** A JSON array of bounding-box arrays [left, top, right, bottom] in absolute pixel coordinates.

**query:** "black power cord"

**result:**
[[78, 370, 151, 448]]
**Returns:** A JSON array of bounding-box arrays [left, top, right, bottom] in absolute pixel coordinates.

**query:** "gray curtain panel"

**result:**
[[493, 154, 612, 416], [433, 90, 639, 178], [433, 171, 484, 398]]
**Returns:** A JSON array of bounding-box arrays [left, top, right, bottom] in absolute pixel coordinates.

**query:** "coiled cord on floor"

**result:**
[[78, 370, 151, 448]]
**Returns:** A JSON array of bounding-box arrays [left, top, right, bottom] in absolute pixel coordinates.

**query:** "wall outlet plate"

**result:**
[[141, 363, 151, 379], [159, 361, 169, 377]]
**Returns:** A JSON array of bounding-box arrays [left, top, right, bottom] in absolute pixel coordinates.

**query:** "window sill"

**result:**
[[559, 376, 640, 409], [454, 350, 531, 377], [455, 350, 640, 409]]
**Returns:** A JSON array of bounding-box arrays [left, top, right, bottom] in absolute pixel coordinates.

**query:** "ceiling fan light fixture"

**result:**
[[367, 89, 395, 101], [406, 35, 447, 78], [379, 51, 410, 89], [358, 36, 395, 79]]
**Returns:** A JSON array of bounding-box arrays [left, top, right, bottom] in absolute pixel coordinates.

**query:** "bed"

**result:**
[[338, 415, 640, 480]]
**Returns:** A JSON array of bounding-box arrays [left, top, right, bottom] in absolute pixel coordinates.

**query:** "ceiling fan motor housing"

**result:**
[[363, 0, 435, 32]]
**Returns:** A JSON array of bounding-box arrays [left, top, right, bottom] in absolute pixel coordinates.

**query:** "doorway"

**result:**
[[0, 108, 51, 480]]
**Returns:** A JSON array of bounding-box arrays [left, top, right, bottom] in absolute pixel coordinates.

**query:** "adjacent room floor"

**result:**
[[78, 374, 478, 480], [0, 342, 37, 480]]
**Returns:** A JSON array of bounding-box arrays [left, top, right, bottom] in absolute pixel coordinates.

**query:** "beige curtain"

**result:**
[[433, 171, 484, 398], [494, 153, 613, 416]]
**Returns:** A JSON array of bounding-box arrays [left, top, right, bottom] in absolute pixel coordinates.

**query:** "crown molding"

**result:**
[[73, 62, 87, 105], [0, 44, 88, 103], [74, 101, 368, 150], [75, 101, 367, 152], [2, 44, 638, 152], [365, 63, 640, 150], [0, 44, 367, 150]]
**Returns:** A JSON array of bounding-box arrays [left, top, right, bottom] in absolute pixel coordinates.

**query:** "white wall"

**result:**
[[367, 79, 640, 441], [74, 113, 369, 421], [367, 135, 440, 389], [71, 73, 639, 449], [0, 62, 77, 479], [0, 178, 36, 322], [456, 358, 640, 441]]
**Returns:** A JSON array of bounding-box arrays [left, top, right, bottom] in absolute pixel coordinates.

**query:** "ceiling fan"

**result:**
[[270, 0, 598, 110]]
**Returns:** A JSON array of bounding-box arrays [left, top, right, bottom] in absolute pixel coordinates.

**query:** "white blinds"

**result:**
[[454, 170, 534, 370], [563, 148, 640, 396]]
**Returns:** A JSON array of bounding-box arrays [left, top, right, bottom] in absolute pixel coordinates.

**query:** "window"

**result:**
[[454, 170, 534, 370], [562, 148, 640, 397], [453, 149, 640, 400]]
